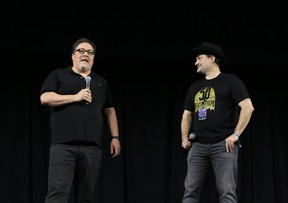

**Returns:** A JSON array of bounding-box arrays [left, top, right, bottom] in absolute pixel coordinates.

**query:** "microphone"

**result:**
[[85, 76, 91, 90], [85, 76, 91, 104], [188, 133, 196, 141]]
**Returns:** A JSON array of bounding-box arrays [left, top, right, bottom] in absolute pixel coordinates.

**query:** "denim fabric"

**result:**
[[182, 141, 238, 203], [45, 143, 102, 203]]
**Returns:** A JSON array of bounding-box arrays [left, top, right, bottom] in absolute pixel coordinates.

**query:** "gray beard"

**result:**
[[79, 65, 88, 72]]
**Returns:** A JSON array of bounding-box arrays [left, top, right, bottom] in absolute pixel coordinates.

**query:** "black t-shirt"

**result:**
[[40, 67, 114, 146], [183, 73, 250, 144]]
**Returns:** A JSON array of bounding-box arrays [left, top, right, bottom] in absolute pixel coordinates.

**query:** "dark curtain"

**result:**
[[1, 51, 287, 203]]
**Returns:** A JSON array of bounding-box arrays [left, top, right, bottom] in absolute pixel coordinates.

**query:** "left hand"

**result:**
[[110, 139, 121, 157], [225, 134, 238, 152]]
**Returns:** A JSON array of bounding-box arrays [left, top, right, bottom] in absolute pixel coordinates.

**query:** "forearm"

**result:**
[[181, 110, 192, 140], [105, 107, 120, 137], [40, 92, 76, 107], [234, 110, 253, 135], [234, 99, 254, 135]]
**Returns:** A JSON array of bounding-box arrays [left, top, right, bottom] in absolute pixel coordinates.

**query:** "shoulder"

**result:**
[[221, 73, 238, 79], [48, 67, 70, 78], [220, 73, 243, 83]]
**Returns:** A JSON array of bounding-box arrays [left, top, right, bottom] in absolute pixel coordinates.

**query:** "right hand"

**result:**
[[75, 89, 92, 103]]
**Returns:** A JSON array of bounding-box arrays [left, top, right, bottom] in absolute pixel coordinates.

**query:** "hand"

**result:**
[[182, 138, 192, 149], [75, 89, 92, 103], [111, 139, 121, 157], [225, 134, 238, 152]]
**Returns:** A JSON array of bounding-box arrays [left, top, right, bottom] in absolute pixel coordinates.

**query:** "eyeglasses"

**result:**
[[75, 48, 95, 56]]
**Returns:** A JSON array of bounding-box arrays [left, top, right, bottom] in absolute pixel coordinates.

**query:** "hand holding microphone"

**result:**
[[182, 133, 196, 149]]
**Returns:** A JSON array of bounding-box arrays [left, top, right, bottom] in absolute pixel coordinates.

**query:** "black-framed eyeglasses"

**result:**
[[75, 48, 95, 56]]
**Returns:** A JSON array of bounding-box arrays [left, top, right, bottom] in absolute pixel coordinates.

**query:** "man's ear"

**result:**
[[210, 55, 216, 62]]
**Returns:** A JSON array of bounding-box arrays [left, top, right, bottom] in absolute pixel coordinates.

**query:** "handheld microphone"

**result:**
[[85, 76, 91, 104], [188, 133, 196, 141], [85, 76, 91, 89]]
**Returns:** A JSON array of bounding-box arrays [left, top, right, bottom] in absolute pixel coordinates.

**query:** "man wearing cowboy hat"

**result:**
[[181, 42, 254, 202]]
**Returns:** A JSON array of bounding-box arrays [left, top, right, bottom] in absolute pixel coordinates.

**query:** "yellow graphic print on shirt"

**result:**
[[194, 86, 216, 113]]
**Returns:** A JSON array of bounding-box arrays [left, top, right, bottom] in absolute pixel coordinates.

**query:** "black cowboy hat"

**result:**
[[186, 42, 230, 67]]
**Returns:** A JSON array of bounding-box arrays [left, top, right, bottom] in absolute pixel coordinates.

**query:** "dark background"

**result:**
[[1, 2, 288, 203]]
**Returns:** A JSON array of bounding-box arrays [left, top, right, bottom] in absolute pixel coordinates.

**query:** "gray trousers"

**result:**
[[182, 141, 238, 203], [45, 143, 102, 203]]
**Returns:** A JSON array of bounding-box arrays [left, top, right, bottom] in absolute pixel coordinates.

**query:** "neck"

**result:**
[[205, 70, 221, 80], [72, 66, 91, 77]]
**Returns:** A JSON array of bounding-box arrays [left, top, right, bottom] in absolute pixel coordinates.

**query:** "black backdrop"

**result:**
[[1, 52, 287, 203], [1, 3, 288, 203]]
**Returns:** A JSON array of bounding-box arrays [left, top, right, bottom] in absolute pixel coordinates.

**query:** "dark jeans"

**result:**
[[182, 140, 238, 203], [45, 143, 102, 203]]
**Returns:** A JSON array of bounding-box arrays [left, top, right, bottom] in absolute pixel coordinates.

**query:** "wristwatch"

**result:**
[[111, 136, 120, 140]]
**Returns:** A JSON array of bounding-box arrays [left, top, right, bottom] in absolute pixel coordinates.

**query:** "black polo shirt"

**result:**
[[40, 67, 114, 147]]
